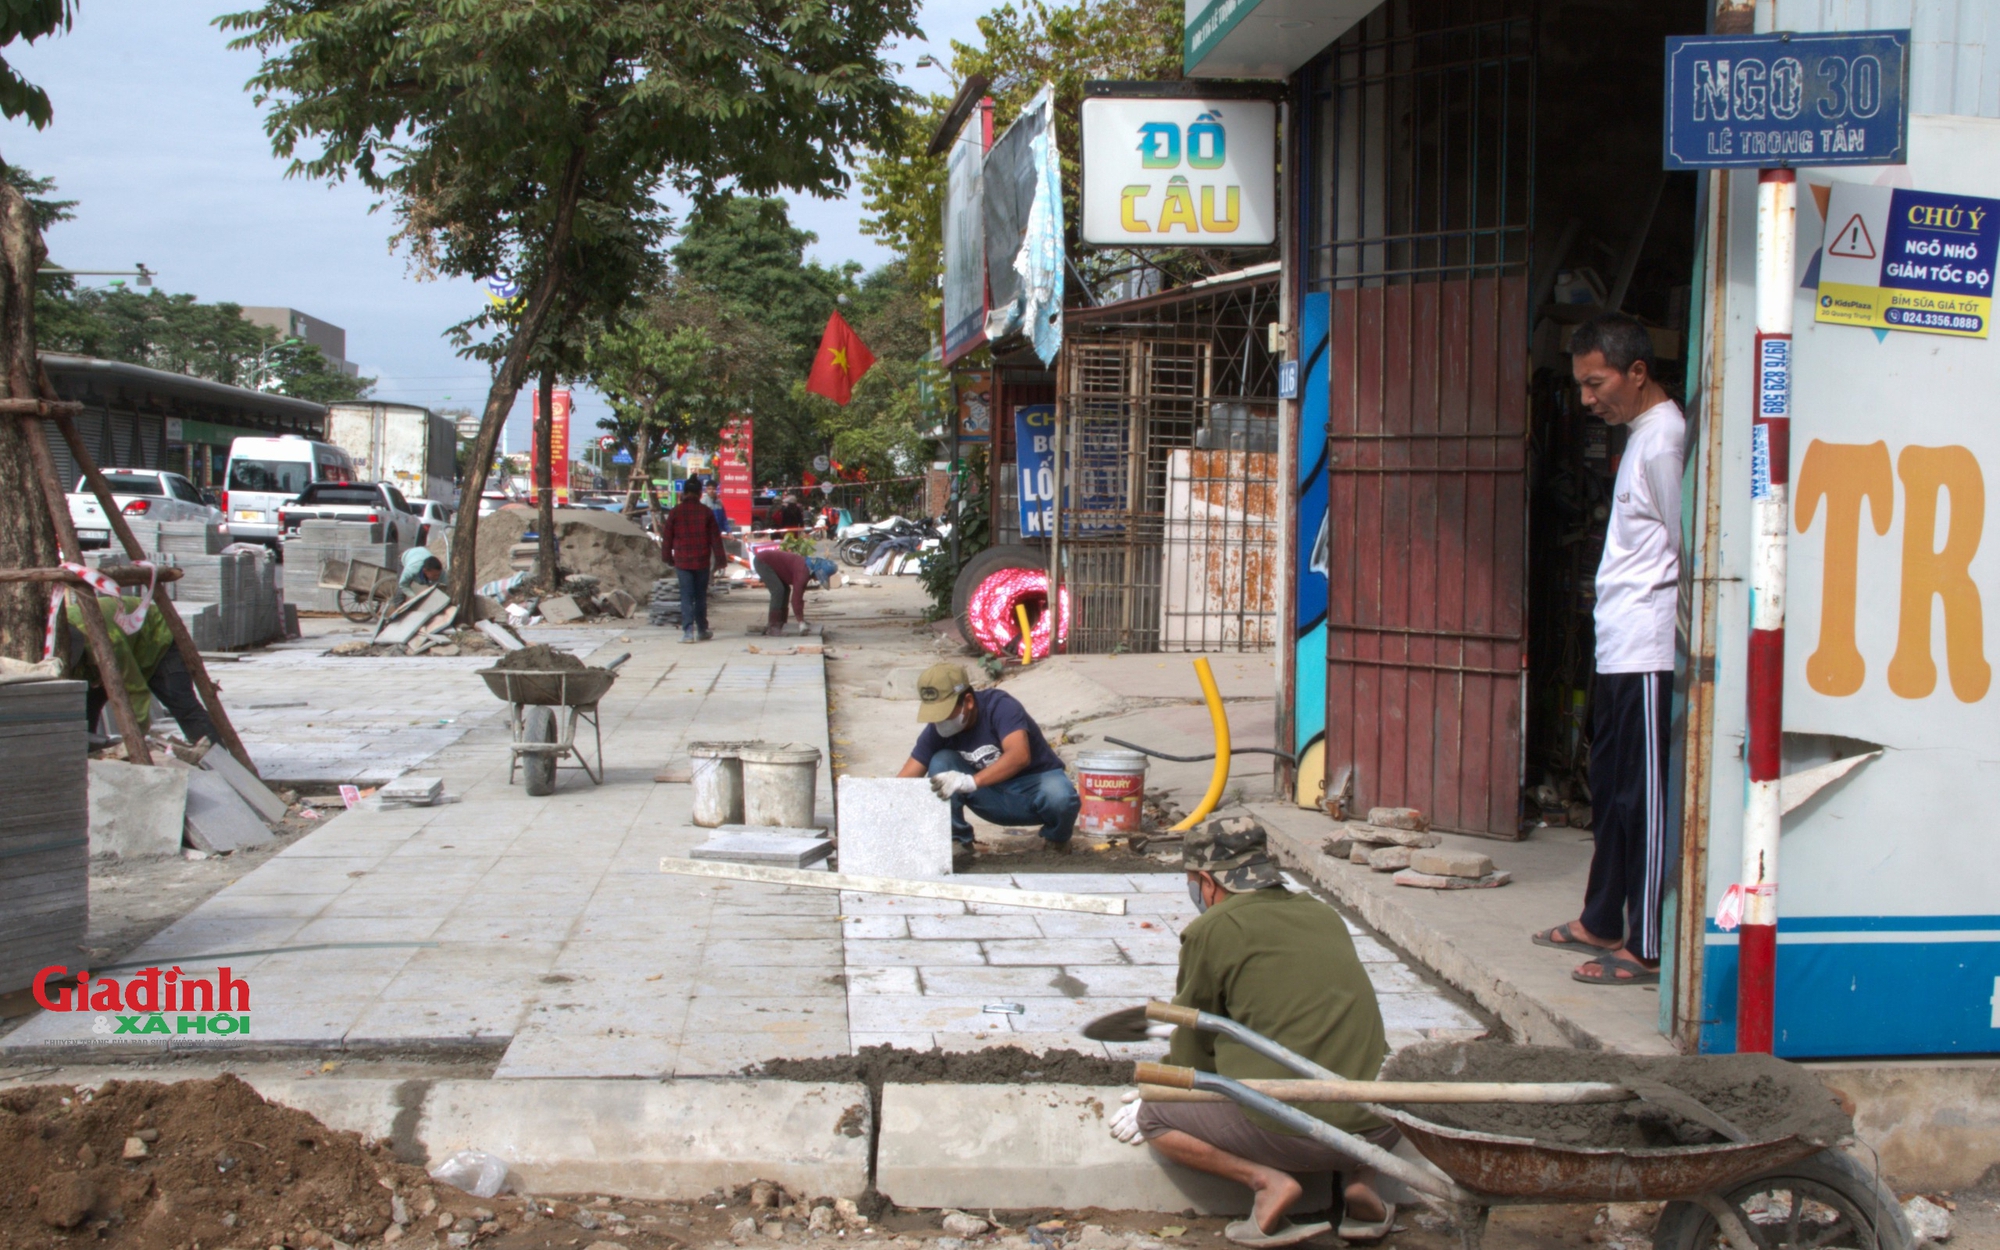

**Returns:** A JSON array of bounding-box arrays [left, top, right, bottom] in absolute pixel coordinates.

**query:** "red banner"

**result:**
[[531, 387, 572, 505], [718, 416, 754, 529]]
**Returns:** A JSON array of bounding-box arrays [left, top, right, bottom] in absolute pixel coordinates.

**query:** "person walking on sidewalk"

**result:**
[[1109, 816, 1399, 1247], [896, 662, 1079, 865], [663, 478, 727, 643], [752, 547, 813, 636], [1533, 312, 1685, 987]]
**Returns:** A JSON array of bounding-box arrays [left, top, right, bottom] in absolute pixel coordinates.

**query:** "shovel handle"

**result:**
[[1134, 1061, 1195, 1089], [1145, 1000, 1199, 1028]]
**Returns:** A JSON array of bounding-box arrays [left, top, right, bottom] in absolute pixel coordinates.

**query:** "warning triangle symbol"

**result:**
[[1829, 213, 1877, 259]]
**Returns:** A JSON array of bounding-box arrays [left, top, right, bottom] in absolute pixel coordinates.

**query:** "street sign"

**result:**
[[1662, 30, 1908, 170], [1817, 185, 2000, 339]]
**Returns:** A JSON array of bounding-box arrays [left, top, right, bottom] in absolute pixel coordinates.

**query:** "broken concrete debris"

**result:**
[[1366, 806, 1428, 832], [1394, 867, 1512, 890], [537, 593, 585, 624], [183, 769, 277, 854], [1409, 847, 1494, 878], [1365, 845, 1413, 872]]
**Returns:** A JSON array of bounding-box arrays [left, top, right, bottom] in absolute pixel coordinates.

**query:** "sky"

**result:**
[[0, 1, 983, 453]]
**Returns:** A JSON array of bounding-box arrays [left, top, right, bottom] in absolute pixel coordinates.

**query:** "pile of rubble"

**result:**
[[1325, 806, 1510, 889], [473, 506, 661, 602], [88, 737, 293, 861]]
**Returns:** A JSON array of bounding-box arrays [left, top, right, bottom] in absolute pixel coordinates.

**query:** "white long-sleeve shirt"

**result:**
[[1594, 400, 1685, 674]]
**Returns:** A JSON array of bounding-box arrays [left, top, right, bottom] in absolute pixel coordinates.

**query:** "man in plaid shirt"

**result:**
[[664, 478, 728, 642]]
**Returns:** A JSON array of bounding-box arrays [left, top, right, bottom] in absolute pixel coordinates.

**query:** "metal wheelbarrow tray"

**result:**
[[477, 656, 627, 794]]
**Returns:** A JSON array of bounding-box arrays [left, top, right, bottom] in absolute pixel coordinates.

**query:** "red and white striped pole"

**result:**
[[1738, 167, 1795, 1054]]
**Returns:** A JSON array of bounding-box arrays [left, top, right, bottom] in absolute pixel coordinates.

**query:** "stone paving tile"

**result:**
[[913, 965, 1090, 998], [1033, 912, 1187, 938], [839, 916, 909, 939], [1111, 935, 1185, 965], [1378, 992, 1485, 1031], [346, 997, 529, 1042], [289, 916, 447, 944], [851, 1031, 935, 1052], [982, 937, 1129, 966], [1043, 964, 1179, 999], [842, 966, 921, 995], [494, 1029, 679, 1078], [843, 938, 987, 967], [847, 995, 1013, 1034], [907, 914, 1044, 941]]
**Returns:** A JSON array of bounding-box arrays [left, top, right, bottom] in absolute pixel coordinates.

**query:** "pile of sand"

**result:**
[[472, 507, 660, 600]]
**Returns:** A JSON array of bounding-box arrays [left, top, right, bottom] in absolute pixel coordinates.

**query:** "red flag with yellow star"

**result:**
[[805, 311, 875, 405]]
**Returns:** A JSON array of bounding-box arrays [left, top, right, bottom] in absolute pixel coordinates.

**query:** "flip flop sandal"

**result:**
[[1338, 1202, 1396, 1243], [1532, 923, 1613, 950], [1572, 950, 1661, 986], [1223, 1219, 1333, 1248]]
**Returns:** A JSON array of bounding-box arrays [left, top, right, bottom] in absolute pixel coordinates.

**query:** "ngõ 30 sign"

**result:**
[[1662, 30, 1907, 169], [1080, 97, 1275, 246]]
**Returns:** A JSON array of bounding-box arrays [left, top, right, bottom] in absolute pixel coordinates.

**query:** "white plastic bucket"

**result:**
[[739, 742, 821, 828], [689, 740, 756, 827], [1076, 749, 1148, 833]]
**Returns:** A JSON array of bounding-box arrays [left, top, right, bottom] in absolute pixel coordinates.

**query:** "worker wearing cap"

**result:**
[[895, 662, 1080, 863], [1110, 816, 1398, 1248]]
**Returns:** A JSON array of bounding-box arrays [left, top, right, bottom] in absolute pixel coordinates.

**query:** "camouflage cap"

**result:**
[[1183, 815, 1283, 892]]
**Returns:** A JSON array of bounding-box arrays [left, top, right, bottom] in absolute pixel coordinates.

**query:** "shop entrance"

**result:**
[[1298, 0, 1706, 836]]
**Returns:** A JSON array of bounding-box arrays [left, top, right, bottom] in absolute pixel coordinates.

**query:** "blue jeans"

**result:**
[[926, 750, 1080, 845], [675, 567, 711, 634]]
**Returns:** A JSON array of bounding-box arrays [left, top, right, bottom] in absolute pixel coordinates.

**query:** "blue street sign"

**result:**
[[612, 450, 634, 464], [1663, 30, 1908, 170], [1277, 359, 1299, 399]]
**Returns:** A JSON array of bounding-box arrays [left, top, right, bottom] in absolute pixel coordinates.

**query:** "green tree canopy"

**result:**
[[219, 0, 919, 612]]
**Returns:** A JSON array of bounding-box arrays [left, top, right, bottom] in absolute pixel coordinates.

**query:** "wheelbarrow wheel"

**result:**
[[1652, 1148, 1911, 1250], [521, 705, 557, 795], [335, 587, 379, 624]]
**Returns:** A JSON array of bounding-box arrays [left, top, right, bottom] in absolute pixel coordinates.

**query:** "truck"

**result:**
[[323, 402, 458, 508], [276, 481, 423, 549]]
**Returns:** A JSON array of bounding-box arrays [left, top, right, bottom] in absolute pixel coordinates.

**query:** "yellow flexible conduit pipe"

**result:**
[[1170, 656, 1231, 831], [1015, 603, 1034, 666]]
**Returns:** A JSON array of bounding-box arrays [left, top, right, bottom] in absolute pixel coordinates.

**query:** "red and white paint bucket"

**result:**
[[1075, 749, 1148, 834]]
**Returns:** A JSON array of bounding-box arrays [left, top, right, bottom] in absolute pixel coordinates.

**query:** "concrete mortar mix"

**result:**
[[473, 506, 661, 601]]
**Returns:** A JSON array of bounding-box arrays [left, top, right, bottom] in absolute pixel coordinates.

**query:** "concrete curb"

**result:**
[[1250, 802, 1614, 1051], [876, 1084, 1285, 1215], [245, 1077, 873, 1200]]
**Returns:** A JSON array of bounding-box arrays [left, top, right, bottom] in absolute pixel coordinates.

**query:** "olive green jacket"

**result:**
[[1168, 886, 1387, 1134], [63, 596, 174, 733]]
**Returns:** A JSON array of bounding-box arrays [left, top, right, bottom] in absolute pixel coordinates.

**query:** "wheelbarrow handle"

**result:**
[[1144, 1000, 1338, 1080], [1135, 1062, 1635, 1105], [603, 653, 632, 671]]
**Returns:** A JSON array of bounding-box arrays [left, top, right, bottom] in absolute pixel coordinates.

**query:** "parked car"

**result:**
[[276, 481, 423, 548], [223, 435, 357, 547], [68, 469, 224, 549], [410, 498, 455, 545], [477, 491, 514, 517]]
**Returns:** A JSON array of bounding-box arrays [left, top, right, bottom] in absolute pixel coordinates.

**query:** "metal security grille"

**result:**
[[1055, 272, 1281, 654], [1307, 0, 1534, 836]]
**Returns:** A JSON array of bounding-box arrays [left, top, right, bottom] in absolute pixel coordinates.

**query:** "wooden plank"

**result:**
[[658, 857, 1127, 915]]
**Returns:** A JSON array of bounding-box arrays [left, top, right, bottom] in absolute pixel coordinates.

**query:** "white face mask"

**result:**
[[934, 705, 971, 738], [1188, 879, 1209, 913]]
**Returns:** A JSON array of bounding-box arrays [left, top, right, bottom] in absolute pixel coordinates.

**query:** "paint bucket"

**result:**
[[1076, 749, 1149, 834], [739, 742, 822, 828], [689, 740, 756, 827]]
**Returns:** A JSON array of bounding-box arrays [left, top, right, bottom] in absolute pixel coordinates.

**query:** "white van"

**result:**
[[223, 435, 357, 546]]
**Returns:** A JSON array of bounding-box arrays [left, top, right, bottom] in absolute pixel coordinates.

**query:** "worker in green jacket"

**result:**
[[1109, 815, 1398, 1248], [60, 594, 216, 746]]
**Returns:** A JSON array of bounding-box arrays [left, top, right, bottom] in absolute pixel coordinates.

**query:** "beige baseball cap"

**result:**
[[916, 662, 972, 723]]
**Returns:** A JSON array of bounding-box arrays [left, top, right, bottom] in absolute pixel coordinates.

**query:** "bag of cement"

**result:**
[[430, 1149, 509, 1197]]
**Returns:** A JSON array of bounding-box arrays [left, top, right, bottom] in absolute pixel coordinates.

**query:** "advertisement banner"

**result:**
[[955, 371, 992, 443], [1816, 184, 1999, 339], [531, 387, 572, 505], [718, 417, 754, 530], [1014, 404, 1056, 536], [1080, 96, 1276, 246]]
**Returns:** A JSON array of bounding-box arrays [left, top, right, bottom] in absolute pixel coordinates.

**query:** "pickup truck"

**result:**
[[277, 481, 424, 549], [68, 469, 224, 549]]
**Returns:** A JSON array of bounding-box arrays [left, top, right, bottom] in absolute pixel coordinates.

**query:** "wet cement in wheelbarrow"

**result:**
[[1381, 1043, 1852, 1150]]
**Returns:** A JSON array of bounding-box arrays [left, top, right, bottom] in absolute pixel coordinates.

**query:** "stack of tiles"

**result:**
[[0, 679, 87, 994], [282, 519, 400, 614]]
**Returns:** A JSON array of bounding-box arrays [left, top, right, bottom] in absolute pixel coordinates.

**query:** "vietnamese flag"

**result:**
[[805, 311, 875, 405]]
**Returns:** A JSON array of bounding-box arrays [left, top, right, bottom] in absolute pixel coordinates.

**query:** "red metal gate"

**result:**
[[1308, 1, 1533, 836]]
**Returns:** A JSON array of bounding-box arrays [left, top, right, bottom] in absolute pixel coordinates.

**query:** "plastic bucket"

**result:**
[[739, 742, 822, 828], [1076, 749, 1148, 833], [689, 740, 757, 827]]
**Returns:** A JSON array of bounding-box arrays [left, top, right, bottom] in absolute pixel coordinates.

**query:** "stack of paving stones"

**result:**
[[282, 519, 400, 614], [0, 679, 86, 995], [647, 575, 681, 627]]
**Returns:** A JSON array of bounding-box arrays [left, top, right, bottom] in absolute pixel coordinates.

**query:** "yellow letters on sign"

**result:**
[[1158, 177, 1199, 233], [1797, 440, 1990, 703]]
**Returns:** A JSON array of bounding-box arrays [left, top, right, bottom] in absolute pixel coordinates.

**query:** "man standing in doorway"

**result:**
[[664, 477, 728, 643], [1534, 313, 1684, 987]]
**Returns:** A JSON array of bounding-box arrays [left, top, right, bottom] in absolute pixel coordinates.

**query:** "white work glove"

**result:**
[[1109, 1090, 1145, 1146], [929, 771, 978, 799]]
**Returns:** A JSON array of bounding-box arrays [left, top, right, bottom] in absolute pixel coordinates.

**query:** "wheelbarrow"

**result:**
[[477, 654, 628, 795], [1134, 1002, 1910, 1250], [318, 555, 399, 624]]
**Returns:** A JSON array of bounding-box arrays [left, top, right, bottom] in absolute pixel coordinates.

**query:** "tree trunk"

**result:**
[[535, 370, 558, 589], [445, 143, 591, 619], [0, 170, 58, 661]]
